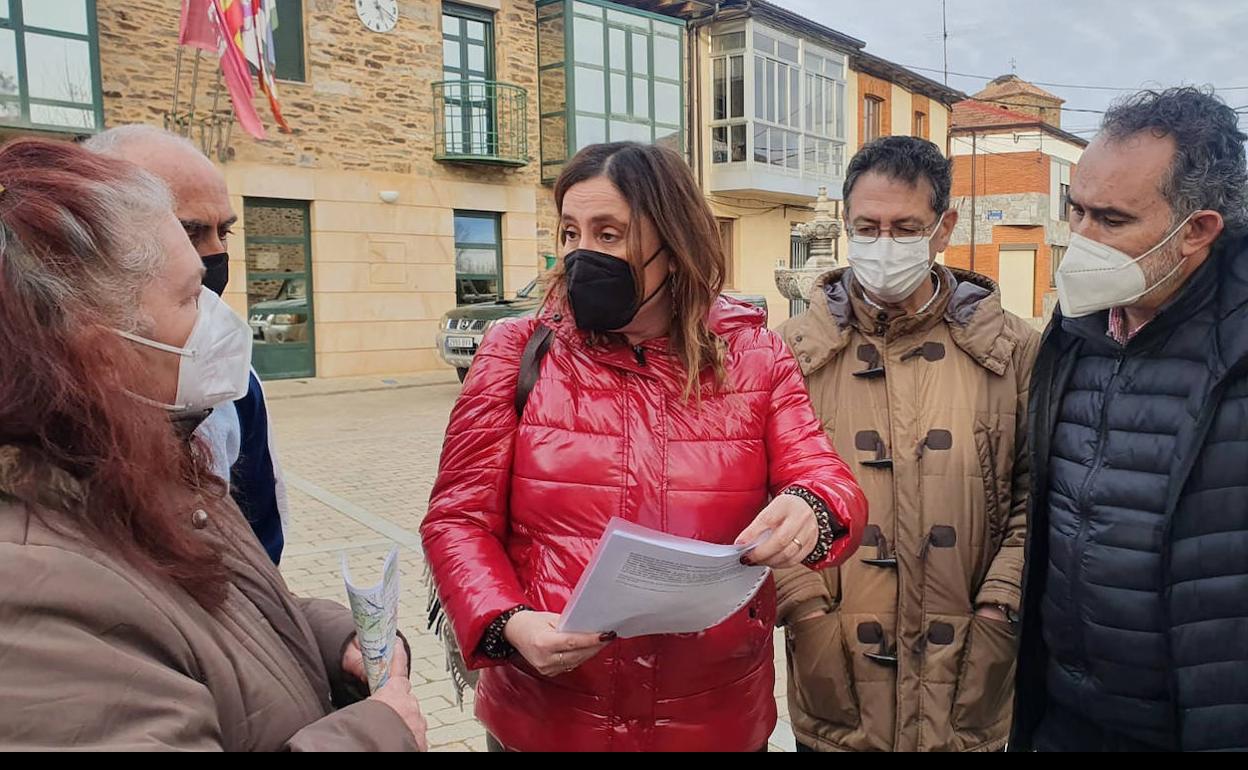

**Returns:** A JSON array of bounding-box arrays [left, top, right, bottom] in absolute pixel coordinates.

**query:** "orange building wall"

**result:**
[[946, 145, 1058, 316], [951, 149, 1049, 198]]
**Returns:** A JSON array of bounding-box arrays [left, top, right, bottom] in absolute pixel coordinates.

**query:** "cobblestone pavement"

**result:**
[[267, 379, 795, 752]]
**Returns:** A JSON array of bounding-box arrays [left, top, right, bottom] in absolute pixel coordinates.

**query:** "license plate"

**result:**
[[446, 336, 475, 349]]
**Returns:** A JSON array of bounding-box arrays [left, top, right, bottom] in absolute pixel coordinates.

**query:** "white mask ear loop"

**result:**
[[114, 326, 197, 411], [122, 390, 183, 412], [1126, 213, 1199, 305], [927, 210, 947, 242], [1143, 245, 1193, 297], [115, 329, 197, 358], [1126, 211, 1198, 267]]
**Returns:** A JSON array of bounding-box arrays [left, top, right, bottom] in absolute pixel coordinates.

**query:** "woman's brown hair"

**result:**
[[550, 142, 727, 396]]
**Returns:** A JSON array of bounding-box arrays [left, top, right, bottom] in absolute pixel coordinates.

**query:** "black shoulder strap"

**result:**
[[515, 323, 554, 417]]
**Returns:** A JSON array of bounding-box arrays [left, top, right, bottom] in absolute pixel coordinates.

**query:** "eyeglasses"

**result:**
[[847, 219, 941, 245]]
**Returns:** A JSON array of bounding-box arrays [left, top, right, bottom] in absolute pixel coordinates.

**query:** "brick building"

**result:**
[[945, 75, 1087, 320]]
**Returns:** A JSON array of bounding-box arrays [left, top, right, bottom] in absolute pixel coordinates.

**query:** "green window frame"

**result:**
[[244, 198, 316, 380], [0, 0, 104, 133], [454, 210, 503, 306], [442, 2, 496, 157], [537, 0, 684, 183], [272, 0, 305, 83]]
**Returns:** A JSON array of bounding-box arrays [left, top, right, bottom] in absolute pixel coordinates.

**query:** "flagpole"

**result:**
[[189, 48, 202, 123], [209, 66, 224, 159], [171, 47, 184, 126], [210, 65, 223, 116]]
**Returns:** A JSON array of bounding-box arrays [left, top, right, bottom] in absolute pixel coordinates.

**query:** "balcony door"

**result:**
[[442, 3, 495, 156]]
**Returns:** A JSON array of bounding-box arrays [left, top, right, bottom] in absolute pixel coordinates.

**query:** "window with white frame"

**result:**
[[710, 30, 746, 164], [802, 45, 846, 179], [709, 24, 846, 182], [752, 29, 801, 170]]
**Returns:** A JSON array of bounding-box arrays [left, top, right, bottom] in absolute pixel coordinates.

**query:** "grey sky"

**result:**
[[771, 0, 1248, 136]]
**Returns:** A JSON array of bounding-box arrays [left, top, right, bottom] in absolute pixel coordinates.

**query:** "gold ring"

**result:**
[[792, 537, 803, 549]]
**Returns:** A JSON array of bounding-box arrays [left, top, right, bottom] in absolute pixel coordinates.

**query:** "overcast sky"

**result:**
[[771, 0, 1248, 137]]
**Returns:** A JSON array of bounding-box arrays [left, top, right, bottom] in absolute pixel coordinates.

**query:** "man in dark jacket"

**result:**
[[1012, 87, 1248, 751]]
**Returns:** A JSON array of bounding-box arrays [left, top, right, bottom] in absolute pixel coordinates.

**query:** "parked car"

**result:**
[[249, 278, 309, 344], [436, 277, 768, 382]]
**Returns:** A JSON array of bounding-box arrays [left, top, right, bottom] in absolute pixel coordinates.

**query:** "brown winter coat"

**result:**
[[0, 444, 419, 751], [775, 266, 1040, 752]]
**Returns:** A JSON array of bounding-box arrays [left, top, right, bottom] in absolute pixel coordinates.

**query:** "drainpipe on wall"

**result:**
[[687, 2, 724, 190], [970, 130, 977, 272], [945, 105, 952, 157]]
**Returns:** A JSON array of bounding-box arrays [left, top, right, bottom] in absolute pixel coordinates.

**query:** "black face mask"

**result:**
[[202, 252, 229, 296], [565, 247, 669, 332]]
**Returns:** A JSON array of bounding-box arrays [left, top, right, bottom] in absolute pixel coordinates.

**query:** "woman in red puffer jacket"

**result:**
[[422, 142, 866, 752]]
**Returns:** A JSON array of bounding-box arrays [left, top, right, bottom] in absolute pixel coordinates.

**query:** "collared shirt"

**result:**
[[1107, 306, 1150, 345]]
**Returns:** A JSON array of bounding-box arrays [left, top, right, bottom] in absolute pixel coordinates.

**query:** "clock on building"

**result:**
[[355, 0, 399, 33]]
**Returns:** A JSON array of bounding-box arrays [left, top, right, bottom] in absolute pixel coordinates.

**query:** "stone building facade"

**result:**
[[95, 0, 554, 378]]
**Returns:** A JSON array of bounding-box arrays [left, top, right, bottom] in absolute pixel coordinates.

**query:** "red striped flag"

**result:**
[[212, 0, 265, 138]]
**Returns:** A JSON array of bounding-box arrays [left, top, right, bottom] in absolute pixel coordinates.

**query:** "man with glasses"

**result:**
[[775, 135, 1040, 752]]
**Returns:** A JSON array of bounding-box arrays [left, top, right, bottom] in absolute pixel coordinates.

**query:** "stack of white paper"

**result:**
[[558, 518, 770, 638]]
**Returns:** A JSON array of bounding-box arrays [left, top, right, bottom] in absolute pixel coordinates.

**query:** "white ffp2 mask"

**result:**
[[1055, 214, 1194, 318], [848, 212, 945, 304], [117, 286, 253, 413]]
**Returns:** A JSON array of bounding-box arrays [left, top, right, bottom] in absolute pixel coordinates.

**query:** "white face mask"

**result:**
[[1055, 213, 1195, 318], [117, 286, 254, 413], [847, 212, 945, 304]]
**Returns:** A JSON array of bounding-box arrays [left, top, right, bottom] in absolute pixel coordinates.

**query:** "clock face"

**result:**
[[356, 0, 399, 33]]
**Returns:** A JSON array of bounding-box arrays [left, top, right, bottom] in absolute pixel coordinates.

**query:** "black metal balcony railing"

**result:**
[[433, 80, 529, 167]]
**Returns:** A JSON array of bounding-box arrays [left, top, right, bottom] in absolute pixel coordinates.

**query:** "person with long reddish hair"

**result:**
[[422, 141, 868, 752], [0, 138, 426, 751]]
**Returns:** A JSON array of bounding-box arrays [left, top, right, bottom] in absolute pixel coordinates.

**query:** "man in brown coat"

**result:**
[[776, 136, 1040, 752]]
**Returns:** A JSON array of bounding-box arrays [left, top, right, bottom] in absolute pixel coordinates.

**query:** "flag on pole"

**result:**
[[264, 0, 279, 64], [178, 0, 291, 138], [211, 0, 266, 139], [249, 0, 291, 132], [178, 0, 218, 51]]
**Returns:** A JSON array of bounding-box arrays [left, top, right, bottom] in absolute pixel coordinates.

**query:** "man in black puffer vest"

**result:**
[[1011, 87, 1248, 752]]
